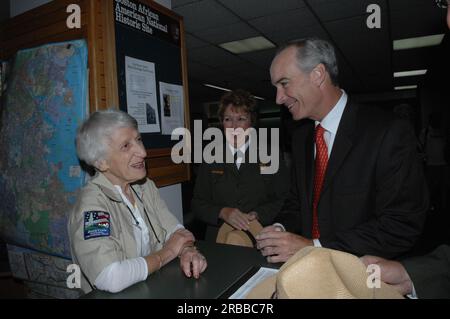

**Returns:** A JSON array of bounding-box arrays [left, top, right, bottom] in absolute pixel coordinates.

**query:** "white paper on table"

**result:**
[[125, 56, 160, 133], [228, 267, 279, 299], [159, 81, 184, 135]]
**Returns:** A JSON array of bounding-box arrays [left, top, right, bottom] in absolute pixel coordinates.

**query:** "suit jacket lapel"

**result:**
[[322, 100, 358, 193], [302, 122, 315, 209]]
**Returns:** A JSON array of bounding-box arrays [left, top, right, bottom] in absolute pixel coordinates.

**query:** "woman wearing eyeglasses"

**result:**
[[68, 110, 207, 294]]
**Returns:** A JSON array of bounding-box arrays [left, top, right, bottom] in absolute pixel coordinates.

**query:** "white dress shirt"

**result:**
[[314, 89, 348, 157]]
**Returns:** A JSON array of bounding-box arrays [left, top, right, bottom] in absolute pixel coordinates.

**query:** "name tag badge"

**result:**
[[211, 170, 224, 175]]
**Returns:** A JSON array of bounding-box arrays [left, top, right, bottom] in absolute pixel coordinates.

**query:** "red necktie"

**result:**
[[312, 124, 328, 239]]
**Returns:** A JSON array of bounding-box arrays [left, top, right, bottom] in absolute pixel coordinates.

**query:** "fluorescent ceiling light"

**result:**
[[394, 69, 427, 78], [394, 85, 418, 90], [219, 36, 275, 54], [204, 83, 231, 92], [393, 34, 444, 50], [203, 83, 265, 100]]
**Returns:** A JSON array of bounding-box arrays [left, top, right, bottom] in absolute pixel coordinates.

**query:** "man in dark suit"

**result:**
[[256, 38, 428, 262]]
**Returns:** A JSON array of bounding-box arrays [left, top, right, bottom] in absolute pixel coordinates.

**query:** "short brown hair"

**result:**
[[217, 89, 258, 126]]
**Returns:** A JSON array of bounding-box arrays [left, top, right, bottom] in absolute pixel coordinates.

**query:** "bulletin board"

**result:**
[[111, 0, 191, 186]]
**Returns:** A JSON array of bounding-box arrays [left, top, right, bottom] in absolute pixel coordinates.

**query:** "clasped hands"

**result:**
[[165, 228, 207, 279], [219, 207, 258, 231]]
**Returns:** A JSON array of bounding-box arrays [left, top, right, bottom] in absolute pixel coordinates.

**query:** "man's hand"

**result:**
[[256, 226, 313, 263], [179, 247, 207, 279], [360, 255, 413, 296]]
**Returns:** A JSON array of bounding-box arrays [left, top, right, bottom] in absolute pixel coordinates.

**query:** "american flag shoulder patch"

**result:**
[[83, 211, 111, 240]]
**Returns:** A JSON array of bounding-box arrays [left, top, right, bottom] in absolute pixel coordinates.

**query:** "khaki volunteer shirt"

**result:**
[[68, 172, 180, 293]]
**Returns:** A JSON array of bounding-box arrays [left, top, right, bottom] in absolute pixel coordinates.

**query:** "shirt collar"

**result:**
[[315, 89, 348, 135], [114, 185, 136, 209], [228, 135, 251, 155], [91, 172, 143, 202]]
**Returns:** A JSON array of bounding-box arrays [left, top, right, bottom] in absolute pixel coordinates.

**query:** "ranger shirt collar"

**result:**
[[91, 172, 146, 202], [90, 172, 122, 202]]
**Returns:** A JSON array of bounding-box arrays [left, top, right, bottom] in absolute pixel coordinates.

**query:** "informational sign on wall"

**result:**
[[125, 56, 161, 133], [114, 0, 181, 46], [159, 81, 184, 135]]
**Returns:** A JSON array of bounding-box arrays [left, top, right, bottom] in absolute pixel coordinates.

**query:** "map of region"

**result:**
[[7, 244, 81, 298], [0, 39, 88, 259]]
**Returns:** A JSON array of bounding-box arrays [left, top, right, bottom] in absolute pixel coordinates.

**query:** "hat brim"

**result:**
[[224, 230, 253, 247], [216, 220, 263, 246]]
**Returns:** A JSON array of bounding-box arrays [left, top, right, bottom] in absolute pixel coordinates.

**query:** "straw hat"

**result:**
[[246, 246, 404, 299], [216, 220, 263, 248]]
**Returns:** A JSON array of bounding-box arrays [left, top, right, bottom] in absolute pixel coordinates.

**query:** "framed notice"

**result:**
[[125, 56, 160, 133]]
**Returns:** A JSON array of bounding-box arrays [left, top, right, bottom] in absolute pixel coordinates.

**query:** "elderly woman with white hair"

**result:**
[[68, 109, 207, 294]]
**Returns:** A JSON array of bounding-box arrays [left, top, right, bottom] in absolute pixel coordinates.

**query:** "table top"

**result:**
[[83, 241, 275, 299]]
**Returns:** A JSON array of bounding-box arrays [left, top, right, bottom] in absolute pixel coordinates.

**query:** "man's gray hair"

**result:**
[[76, 109, 138, 167], [276, 37, 339, 86]]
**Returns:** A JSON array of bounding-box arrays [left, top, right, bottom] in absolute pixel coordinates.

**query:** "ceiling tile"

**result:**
[[172, 0, 201, 8], [194, 22, 259, 44], [389, 0, 438, 12], [239, 48, 277, 69], [221, 63, 269, 80], [184, 33, 209, 50], [217, 0, 305, 20], [248, 8, 316, 36], [308, 0, 387, 22], [187, 60, 217, 79], [187, 45, 244, 67], [173, 0, 240, 32], [268, 25, 330, 45], [325, 15, 391, 80], [390, 4, 446, 39]]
